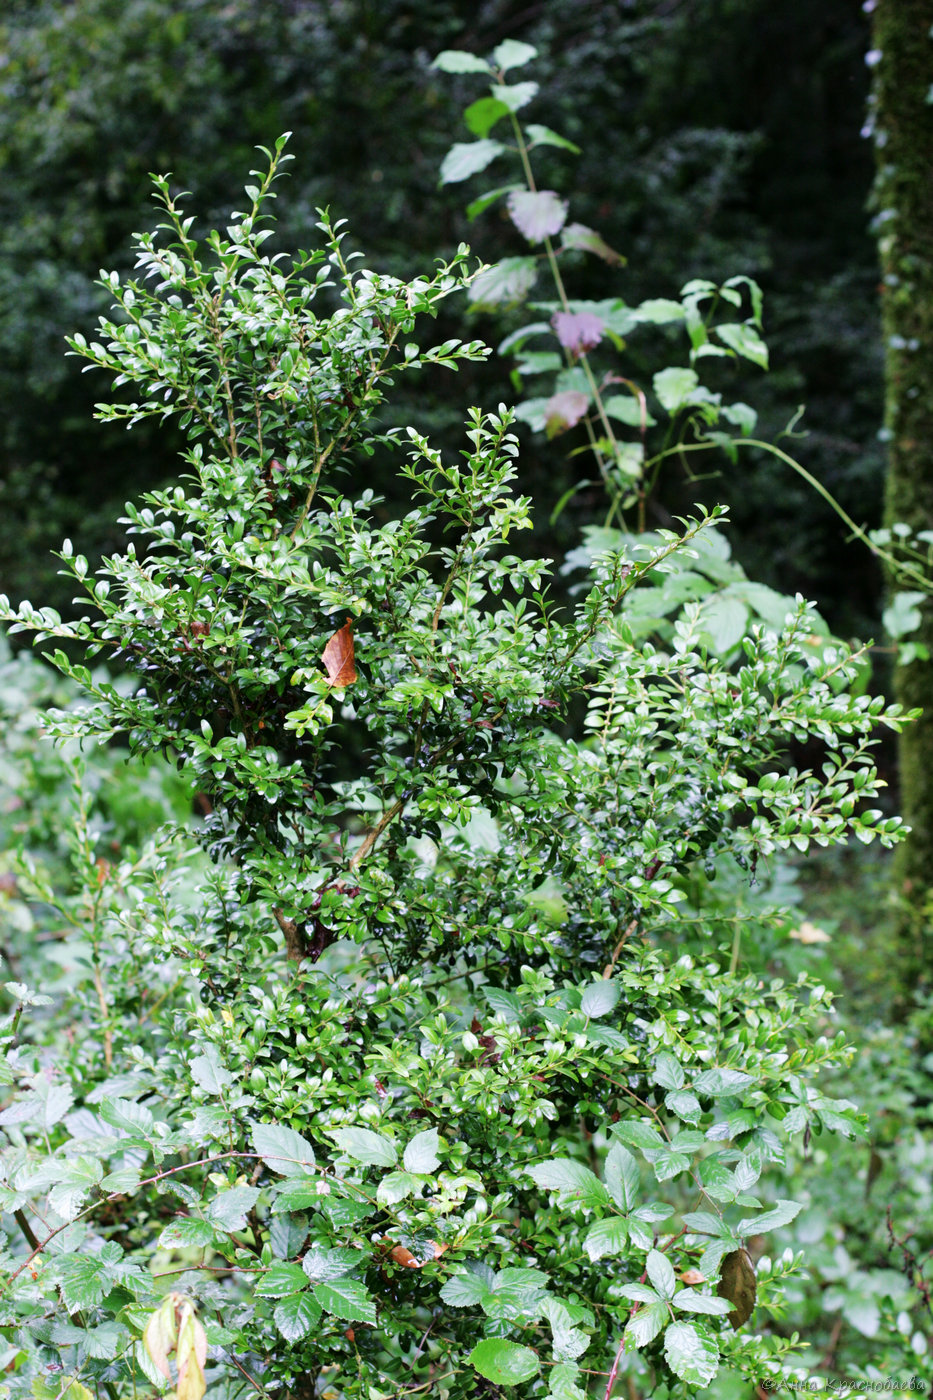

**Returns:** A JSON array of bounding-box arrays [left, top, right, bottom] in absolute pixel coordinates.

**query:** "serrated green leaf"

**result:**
[[693, 1066, 754, 1097], [583, 1216, 629, 1261], [271, 1179, 323, 1212], [663, 1320, 720, 1384], [526, 123, 582, 153], [604, 1142, 639, 1211], [490, 81, 539, 112], [158, 1218, 216, 1249], [56, 1256, 107, 1312], [469, 1338, 540, 1384], [463, 96, 510, 138], [737, 1199, 802, 1234], [527, 1158, 609, 1209], [653, 366, 700, 413], [683, 1210, 726, 1236], [440, 1272, 492, 1309], [440, 140, 506, 185], [312, 1278, 376, 1325], [254, 1261, 308, 1297], [252, 1121, 316, 1177], [330, 1126, 397, 1167], [269, 1211, 308, 1260], [646, 1248, 676, 1299], [673, 1289, 732, 1316], [403, 1127, 441, 1174], [715, 321, 769, 369], [377, 1170, 420, 1204], [653, 1052, 685, 1091], [188, 1047, 232, 1093], [273, 1291, 322, 1342], [612, 1120, 665, 1151], [98, 1098, 155, 1136], [468, 256, 539, 308], [623, 1299, 669, 1350], [205, 1184, 259, 1232], [580, 979, 620, 1019], [665, 1090, 702, 1124], [302, 1247, 361, 1283]]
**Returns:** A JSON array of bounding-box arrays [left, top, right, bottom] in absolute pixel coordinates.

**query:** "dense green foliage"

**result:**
[[0, 0, 882, 635], [0, 136, 925, 1400]]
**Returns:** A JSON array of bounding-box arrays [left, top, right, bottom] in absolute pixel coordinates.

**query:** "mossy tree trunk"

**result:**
[[872, 0, 933, 1001]]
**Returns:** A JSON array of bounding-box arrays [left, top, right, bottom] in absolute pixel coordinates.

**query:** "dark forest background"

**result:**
[[0, 0, 883, 637]]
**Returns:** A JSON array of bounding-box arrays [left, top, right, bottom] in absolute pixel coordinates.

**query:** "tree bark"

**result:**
[[872, 0, 933, 1001]]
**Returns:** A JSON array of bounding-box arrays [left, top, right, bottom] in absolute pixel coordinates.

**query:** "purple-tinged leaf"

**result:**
[[544, 391, 590, 439], [552, 311, 604, 356], [507, 190, 568, 244], [561, 222, 624, 265]]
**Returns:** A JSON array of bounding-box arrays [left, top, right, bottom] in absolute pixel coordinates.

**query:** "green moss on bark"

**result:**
[[873, 0, 933, 997]]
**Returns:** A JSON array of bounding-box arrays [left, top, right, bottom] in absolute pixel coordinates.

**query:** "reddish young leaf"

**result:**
[[506, 189, 568, 244], [560, 222, 624, 266], [321, 620, 357, 687]]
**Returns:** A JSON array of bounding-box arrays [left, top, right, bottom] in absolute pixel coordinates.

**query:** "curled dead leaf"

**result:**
[[788, 920, 831, 944], [718, 1247, 757, 1329], [321, 619, 357, 688], [382, 1238, 447, 1269]]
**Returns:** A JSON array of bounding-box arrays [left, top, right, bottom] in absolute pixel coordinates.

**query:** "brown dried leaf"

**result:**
[[679, 1268, 706, 1286], [384, 1238, 446, 1268], [321, 619, 357, 688], [389, 1244, 421, 1269], [718, 1247, 757, 1329]]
